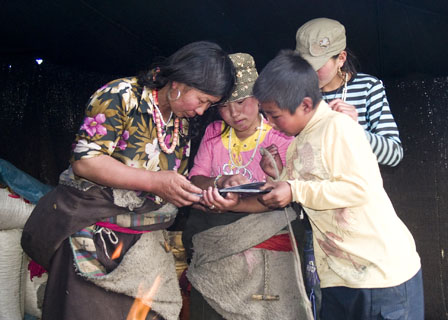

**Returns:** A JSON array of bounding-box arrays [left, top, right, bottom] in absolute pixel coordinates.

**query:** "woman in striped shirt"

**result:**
[[295, 17, 403, 167]]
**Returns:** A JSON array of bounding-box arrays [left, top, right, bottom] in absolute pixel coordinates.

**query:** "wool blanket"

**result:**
[[76, 230, 182, 320], [187, 208, 313, 320]]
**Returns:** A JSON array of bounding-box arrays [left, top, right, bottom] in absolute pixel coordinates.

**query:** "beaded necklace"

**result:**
[[323, 72, 348, 103], [152, 90, 180, 154], [228, 114, 264, 170]]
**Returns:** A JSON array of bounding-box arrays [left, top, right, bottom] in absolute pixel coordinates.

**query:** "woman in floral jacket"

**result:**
[[21, 41, 235, 320]]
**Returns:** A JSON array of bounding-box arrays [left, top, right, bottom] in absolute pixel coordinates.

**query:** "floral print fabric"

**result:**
[[69, 77, 190, 193]]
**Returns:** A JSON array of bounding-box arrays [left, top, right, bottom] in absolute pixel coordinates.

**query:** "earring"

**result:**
[[152, 67, 160, 82], [168, 87, 181, 101], [337, 67, 344, 78]]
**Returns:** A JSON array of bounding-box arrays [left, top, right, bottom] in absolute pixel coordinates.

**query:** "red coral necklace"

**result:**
[[152, 90, 180, 154]]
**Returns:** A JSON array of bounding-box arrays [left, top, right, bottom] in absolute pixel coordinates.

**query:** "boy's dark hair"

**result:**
[[139, 41, 235, 104], [253, 50, 321, 113]]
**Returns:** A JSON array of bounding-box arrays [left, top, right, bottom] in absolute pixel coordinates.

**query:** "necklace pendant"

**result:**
[[246, 169, 253, 181], [222, 163, 233, 175]]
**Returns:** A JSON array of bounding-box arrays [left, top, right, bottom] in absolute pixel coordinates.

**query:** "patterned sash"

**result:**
[[70, 202, 178, 277]]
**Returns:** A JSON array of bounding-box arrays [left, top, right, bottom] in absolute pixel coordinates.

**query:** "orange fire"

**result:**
[[111, 241, 124, 260], [126, 275, 162, 320]]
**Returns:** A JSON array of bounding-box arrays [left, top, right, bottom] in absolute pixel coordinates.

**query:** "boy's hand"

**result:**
[[259, 181, 292, 209], [260, 144, 283, 179]]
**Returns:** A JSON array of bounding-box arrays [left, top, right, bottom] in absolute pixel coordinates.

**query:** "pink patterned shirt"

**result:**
[[189, 120, 293, 182]]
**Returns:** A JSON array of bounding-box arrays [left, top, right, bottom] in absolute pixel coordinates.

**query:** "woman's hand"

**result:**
[[328, 99, 358, 122], [260, 144, 283, 179], [200, 186, 240, 212], [149, 171, 202, 207], [259, 181, 292, 209], [72, 155, 202, 207]]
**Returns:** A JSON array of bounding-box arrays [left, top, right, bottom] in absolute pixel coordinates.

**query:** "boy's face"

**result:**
[[260, 101, 311, 136]]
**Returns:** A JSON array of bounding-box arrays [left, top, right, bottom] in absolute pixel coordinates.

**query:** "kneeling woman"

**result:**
[[21, 41, 235, 320]]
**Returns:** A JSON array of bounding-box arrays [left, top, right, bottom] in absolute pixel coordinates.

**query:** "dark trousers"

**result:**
[[320, 269, 424, 320]]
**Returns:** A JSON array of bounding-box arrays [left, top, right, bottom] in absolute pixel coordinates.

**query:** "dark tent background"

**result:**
[[1, 1, 448, 319], [3, 0, 448, 78]]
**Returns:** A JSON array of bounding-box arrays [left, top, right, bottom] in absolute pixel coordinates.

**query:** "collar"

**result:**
[[300, 100, 331, 135]]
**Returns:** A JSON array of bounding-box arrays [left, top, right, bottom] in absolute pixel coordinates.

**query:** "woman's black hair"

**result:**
[[138, 41, 235, 148], [333, 47, 360, 75], [253, 50, 321, 113], [138, 41, 235, 104]]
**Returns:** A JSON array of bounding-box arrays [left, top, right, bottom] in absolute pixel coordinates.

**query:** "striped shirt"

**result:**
[[322, 73, 403, 167]]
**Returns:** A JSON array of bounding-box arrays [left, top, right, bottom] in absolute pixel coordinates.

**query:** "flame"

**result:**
[[111, 241, 124, 260], [127, 275, 162, 320]]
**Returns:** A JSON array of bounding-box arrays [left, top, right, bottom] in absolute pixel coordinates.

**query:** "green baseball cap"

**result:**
[[295, 18, 346, 71]]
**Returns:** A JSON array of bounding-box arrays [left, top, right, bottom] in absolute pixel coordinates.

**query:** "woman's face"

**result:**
[[218, 96, 260, 135], [316, 51, 346, 91], [169, 83, 221, 118]]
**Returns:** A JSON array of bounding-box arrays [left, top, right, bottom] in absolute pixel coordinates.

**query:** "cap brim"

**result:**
[[226, 80, 256, 103], [300, 53, 329, 71], [227, 94, 253, 103]]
